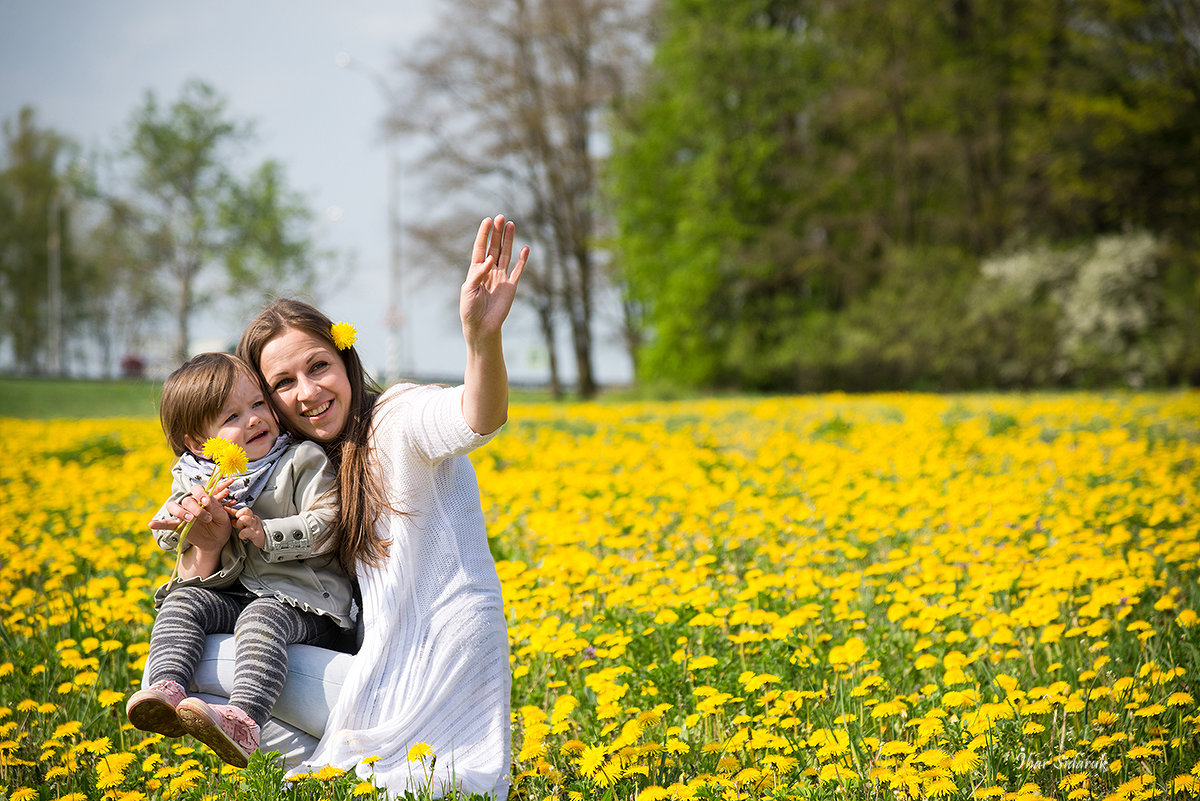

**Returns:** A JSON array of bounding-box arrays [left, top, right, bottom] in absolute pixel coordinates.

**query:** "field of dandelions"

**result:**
[[2, 391, 1199, 801]]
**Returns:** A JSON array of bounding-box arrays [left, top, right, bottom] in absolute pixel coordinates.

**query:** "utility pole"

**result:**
[[47, 184, 64, 376]]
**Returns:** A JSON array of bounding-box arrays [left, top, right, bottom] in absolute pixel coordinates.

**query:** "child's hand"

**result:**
[[233, 507, 267, 549]]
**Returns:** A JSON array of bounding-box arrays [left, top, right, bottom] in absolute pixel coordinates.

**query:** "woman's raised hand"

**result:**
[[460, 215, 529, 435], [460, 215, 528, 345]]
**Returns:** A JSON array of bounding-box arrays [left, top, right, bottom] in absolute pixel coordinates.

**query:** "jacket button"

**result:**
[[293, 531, 303, 540], [273, 532, 284, 542], [323, 592, 330, 598]]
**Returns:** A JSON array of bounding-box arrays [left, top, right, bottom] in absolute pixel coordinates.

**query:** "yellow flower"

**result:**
[[331, 321, 357, 350], [352, 781, 376, 796], [80, 736, 112, 754], [52, 721, 82, 739], [201, 436, 234, 464], [406, 742, 433, 762], [205, 438, 248, 476], [925, 776, 958, 798], [10, 789, 37, 801], [314, 764, 346, 781], [577, 743, 607, 777], [97, 752, 136, 789], [949, 748, 981, 774]]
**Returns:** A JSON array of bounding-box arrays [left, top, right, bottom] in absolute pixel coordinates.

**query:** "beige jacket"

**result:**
[[151, 441, 355, 629]]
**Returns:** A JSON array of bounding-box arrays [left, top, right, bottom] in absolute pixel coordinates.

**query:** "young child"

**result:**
[[128, 352, 354, 768]]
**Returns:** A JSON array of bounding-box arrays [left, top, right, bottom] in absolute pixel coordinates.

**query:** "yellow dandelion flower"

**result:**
[[879, 740, 915, 758], [331, 321, 357, 350], [201, 436, 234, 464], [96, 752, 136, 789], [207, 438, 248, 477], [52, 721, 82, 739], [97, 690, 125, 708], [1168, 692, 1195, 707], [1174, 774, 1200, 794], [818, 762, 846, 783], [406, 742, 434, 762], [1134, 703, 1166, 718], [10, 789, 37, 801], [639, 788, 671, 801], [353, 781, 376, 796], [949, 748, 981, 774], [168, 769, 204, 795], [735, 767, 762, 784], [916, 748, 950, 768], [80, 736, 112, 754], [577, 744, 607, 777], [871, 699, 907, 719], [925, 776, 958, 798], [314, 765, 346, 781]]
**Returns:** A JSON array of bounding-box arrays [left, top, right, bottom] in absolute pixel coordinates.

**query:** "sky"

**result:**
[[0, 0, 632, 386]]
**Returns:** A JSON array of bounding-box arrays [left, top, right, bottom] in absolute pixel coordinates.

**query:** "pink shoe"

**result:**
[[126, 680, 187, 737], [176, 697, 260, 768]]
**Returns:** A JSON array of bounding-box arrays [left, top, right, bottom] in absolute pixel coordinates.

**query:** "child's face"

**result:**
[[184, 372, 280, 463]]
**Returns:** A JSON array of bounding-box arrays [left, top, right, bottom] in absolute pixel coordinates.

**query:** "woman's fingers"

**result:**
[[509, 245, 529, 286], [471, 217, 492, 265], [488, 215, 506, 267]]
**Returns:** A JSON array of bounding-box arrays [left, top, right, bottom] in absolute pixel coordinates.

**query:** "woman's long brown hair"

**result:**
[[236, 299, 391, 575]]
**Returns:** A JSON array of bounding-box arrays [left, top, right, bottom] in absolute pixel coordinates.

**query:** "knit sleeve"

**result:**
[[372, 383, 498, 465]]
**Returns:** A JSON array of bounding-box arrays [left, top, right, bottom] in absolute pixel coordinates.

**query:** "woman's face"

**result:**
[[258, 326, 353, 444]]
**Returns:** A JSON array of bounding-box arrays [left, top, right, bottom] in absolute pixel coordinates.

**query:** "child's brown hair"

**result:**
[[159, 352, 259, 457]]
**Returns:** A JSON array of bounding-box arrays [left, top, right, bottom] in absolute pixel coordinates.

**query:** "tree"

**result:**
[[0, 107, 82, 375], [126, 79, 319, 364], [385, 0, 650, 398], [608, 0, 829, 390], [609, 0, 1200, 392]]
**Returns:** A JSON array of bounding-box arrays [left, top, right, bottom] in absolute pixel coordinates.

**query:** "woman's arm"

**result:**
[[460, 215, 528, 435]]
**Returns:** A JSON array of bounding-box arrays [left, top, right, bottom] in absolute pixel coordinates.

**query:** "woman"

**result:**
[[157, 215, 527, 797]]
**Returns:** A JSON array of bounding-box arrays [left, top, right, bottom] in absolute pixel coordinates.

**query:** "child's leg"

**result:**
[[145, 586, 245, 688], [228, 598, 337, 727]]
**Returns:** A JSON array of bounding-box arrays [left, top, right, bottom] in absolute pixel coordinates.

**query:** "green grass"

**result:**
[[0, 377, 163, 419], [0, 377, 628, 421]]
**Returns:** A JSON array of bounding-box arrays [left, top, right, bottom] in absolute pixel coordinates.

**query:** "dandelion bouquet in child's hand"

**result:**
[[172, 437, 249, 564]]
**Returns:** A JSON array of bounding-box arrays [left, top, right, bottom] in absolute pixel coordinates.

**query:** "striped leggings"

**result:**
[[146, 584, 337, 727]]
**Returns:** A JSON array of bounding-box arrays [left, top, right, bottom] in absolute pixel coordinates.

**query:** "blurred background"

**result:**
[[2, 0, 1197, 398]]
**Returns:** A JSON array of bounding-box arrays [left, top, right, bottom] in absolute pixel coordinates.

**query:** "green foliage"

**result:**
[[608, 0, 1200, 392], [0, 107, 83, 373], [126, 79, 319, 365]]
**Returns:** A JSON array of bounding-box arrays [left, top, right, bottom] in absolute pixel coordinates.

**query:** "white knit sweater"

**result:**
[[298, 383, 512, 797]]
